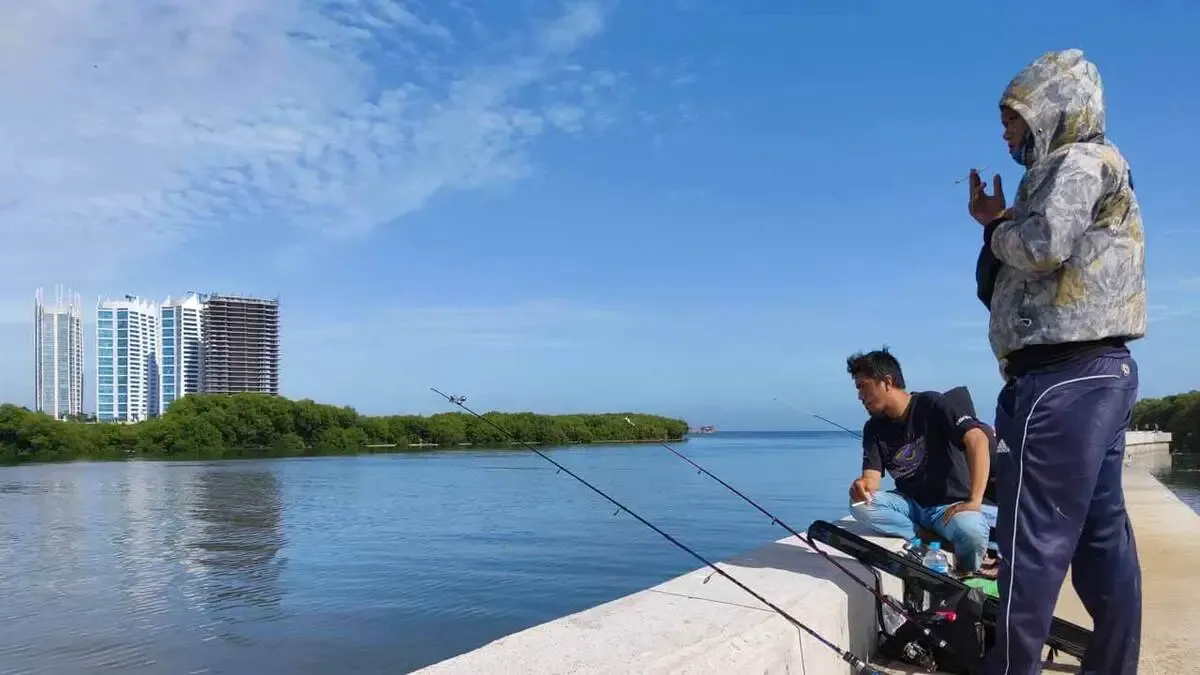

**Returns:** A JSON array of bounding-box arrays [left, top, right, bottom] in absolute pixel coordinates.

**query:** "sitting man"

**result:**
[[845, 348, 998, 575]]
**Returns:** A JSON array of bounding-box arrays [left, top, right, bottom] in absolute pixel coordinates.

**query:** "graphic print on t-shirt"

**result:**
[[861, 391, 983, 507], [888, 437, 927, 480]]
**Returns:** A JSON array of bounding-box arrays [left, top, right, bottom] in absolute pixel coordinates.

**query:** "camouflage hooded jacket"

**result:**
[[975, 49, 1146, 363]]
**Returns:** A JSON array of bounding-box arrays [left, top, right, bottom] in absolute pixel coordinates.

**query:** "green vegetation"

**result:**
[[0, 394, 690, 465], [1132, 391, 1200, 454]]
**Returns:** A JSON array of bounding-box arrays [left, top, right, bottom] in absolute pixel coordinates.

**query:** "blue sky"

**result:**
[[1, 1, 1197, 430]]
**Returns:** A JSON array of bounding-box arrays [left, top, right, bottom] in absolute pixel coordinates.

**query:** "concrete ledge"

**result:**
[[416, 432, 1191, 675], [1125, 430, 1173, 472], [414, 522, 891, 674]]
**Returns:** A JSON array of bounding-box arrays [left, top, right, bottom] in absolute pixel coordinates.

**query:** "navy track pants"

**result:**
[[980, 353, 1142, 675]]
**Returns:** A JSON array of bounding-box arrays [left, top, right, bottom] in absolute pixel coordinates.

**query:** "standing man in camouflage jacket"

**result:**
[[969, 49, 1145, 675]]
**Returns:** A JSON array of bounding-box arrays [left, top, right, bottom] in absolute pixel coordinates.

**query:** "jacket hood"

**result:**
[[1000, 49, 1106, 166]]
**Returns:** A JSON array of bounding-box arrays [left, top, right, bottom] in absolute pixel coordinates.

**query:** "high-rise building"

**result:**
[[90, 291, 281, 422], [34, 286, 84, 419], [159, 293, 204, 413], [200, 294, 281, 395], [96, 296, 161, 423]]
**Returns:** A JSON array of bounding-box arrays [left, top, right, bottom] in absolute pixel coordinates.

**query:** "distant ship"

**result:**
[[689, 425, 717, 434]]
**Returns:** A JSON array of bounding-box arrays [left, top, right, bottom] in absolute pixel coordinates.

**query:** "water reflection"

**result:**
[[117, 461, 174, 640], [182, 468, 288, 634], [0, 464, 171, 673]]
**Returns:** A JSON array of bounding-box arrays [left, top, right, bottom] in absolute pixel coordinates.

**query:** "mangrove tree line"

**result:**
[[1132, 390, 1200, 454], [0, 393, 690, 464]]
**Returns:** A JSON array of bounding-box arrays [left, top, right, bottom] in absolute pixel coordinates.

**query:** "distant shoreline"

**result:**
[[369, 437, 689, 449], [0, 394, 691, 467], [0, 437, 693, 468]]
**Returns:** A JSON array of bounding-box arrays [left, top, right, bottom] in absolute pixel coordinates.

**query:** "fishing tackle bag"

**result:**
[[874, 580, 994, 674]]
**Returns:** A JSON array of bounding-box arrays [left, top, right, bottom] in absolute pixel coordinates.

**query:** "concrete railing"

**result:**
[[414, 431, 1181, 675], [1125, 430, 1173, 472], [414, 518, 890, 675]]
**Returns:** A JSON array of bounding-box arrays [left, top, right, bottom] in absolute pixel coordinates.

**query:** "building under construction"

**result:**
[[199, 293, 280, 395]]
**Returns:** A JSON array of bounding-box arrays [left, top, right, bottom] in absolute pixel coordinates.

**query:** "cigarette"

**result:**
[[850, 500, 868, 507]]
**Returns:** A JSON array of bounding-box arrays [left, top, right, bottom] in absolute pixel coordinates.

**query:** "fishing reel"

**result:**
[[898, 640, 938, 672]]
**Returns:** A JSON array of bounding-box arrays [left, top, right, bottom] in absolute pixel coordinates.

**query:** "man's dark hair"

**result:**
[[846, 347, 906, 389]]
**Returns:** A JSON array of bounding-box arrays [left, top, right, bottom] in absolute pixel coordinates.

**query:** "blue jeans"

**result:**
[[850, 490, 998, 572]]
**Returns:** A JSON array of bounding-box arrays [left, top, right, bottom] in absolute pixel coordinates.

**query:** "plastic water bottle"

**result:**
[[922, 541, 951, 575]]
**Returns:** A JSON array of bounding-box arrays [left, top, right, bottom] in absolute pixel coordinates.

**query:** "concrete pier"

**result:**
[[1125, 430, 1174, 472], [415, 432, 1193, 675], [1045, 468, 1200, 675]]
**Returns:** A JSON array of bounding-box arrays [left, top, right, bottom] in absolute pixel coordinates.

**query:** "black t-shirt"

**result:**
[[861, 391, 988, 508]]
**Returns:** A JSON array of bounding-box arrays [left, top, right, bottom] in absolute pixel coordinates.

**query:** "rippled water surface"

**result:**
[[0, 432, 861, 674], [1158, 452, 1200, 513], [1, 432, 1197, 674]]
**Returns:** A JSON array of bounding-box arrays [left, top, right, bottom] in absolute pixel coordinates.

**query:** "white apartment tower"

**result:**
[[96, 296, 161, 423], [159, 293, 204, 413], [34, 286, 84, 419], [92, 291, 280, 422]]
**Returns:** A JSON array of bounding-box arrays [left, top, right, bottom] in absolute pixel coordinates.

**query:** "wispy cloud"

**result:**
[[277, 298, 631, 411], [0, 0, 618, 278], [651, 61, 700, 88], [293, 299, 622, 349], [1148, 304, 1196, 323]]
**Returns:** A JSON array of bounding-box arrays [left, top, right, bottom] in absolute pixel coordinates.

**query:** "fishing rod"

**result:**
[[773, 397, 863, 438], [623, 417, 951, 654], [772, 399, 877, 508], [431, 388, 883, 675]]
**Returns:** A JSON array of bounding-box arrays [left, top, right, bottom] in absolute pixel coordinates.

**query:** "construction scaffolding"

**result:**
[[199, 293, 281, 395]]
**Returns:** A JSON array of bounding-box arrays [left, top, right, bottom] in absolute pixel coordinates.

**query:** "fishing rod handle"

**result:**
[[841, 652, 882, 674]]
